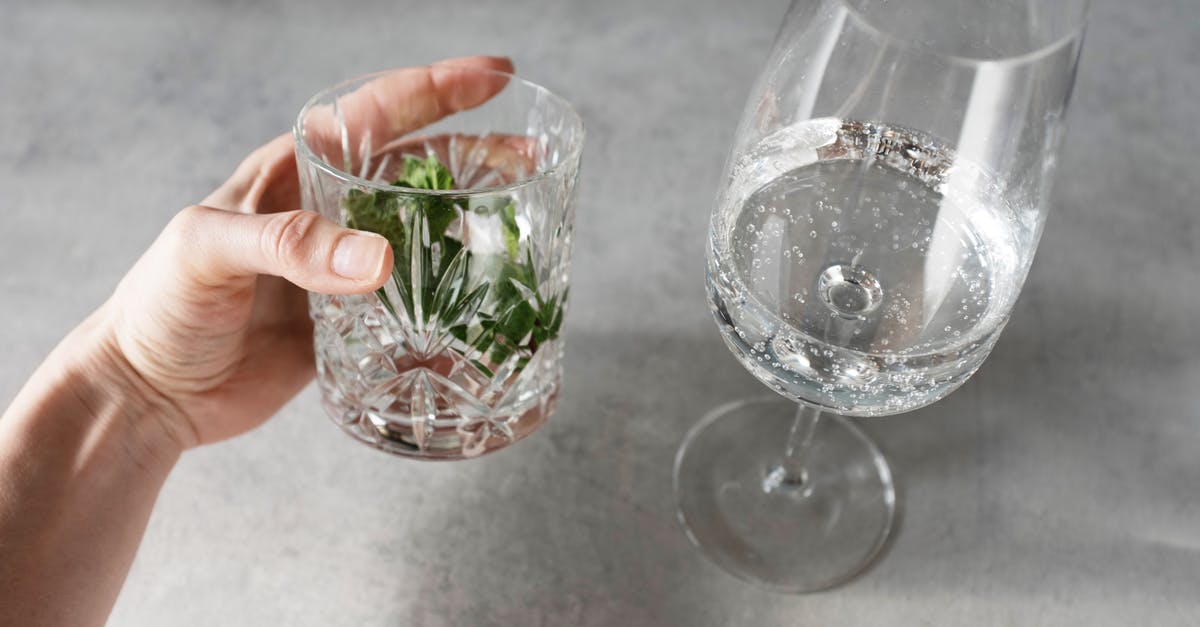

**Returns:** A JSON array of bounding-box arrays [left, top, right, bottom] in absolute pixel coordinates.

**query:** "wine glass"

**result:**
[[675, 0, 1089, 592]]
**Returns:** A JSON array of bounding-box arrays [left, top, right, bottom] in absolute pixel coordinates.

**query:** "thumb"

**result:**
[[164, 205, 393, 294]]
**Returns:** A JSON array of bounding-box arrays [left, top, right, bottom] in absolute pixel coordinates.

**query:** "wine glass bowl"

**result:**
[[676, 0, 1088, 592], [710, 118, 1026, 417]]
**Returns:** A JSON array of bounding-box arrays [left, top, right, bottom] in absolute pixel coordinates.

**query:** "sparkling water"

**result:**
[[709, 119, 1035, 416]]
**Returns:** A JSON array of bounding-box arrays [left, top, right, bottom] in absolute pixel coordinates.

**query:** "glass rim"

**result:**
[[293, 65, 585, 196], [839, 0, 1091, 65]]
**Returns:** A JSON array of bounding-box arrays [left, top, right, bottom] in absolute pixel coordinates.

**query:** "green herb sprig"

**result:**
[[343, 154, 565, 374]]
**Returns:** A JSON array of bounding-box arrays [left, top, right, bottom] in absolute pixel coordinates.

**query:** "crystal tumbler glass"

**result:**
[[294, 66, 584, 459]]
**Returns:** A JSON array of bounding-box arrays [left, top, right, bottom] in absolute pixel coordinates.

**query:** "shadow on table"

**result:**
[[388, 262, 1199, 624], [858, 241, 1200, 603], [388, 324, 772, 626]]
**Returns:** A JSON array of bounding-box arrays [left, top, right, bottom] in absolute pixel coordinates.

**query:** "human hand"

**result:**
[[92, 55, 515, 451]]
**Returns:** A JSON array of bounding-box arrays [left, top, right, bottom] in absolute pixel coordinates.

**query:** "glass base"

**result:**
[[674, 397, 895, 593]]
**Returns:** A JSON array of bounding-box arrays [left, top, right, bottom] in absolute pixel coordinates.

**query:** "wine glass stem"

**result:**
[[779, 403, 822, 486]]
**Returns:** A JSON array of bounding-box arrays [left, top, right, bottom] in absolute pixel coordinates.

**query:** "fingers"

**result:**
[[206, 55, 514, 216], [165, 205, 393, 294], [300, 55, 514, 167], [201, 133, 295, 213], [428, 56, 515, 118]]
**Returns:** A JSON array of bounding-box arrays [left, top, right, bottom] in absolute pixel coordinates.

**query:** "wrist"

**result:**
[[3, 306, 191, 473], [72, 305, 194, 468]]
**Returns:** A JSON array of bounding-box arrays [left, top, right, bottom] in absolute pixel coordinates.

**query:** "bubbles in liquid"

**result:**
[[710, 119, 1030, 415], [818, 264, 883, 319]]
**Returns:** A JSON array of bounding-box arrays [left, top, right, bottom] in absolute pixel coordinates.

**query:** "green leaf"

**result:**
[[500, 200, 520, 259], [547, 301, 565, 337], [375, 287, 398, 321], [489, 343, 514, 365], [442, 282, 490, 329], [340, 151, 567, 377], [470, 359, 495, 378], [438, 238, 463, 276], [495, 300, 536, 350], [394, 153, 459, 241], [391, 265, 415, 323], [396, 153, 455, 192], [430, 243, 471, 321], [523, 246, 539, 286], [549, 287, 569, 338], [425, 199, 459, 243], [493, 260, 536, 306], [344, 188, 405, 254], [531, 294, 558, 345]]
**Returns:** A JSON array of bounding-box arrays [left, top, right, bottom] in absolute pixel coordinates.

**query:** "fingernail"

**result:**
[[332, 232, 388, 280]]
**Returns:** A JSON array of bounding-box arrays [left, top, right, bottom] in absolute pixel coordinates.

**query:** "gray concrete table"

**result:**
[[2, 0, 1197, 624]]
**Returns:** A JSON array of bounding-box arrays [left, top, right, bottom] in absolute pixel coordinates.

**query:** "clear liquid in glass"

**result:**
[[709, 119, 1035, 416]]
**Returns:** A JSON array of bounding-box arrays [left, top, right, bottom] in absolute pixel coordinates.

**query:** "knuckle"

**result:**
[[262, 210, 322, 266], [171, 204, 208, 230], [164, 205, 210, 247]]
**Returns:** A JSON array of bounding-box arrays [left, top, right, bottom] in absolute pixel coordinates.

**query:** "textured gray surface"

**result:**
[[2, 0, 1198, 625]]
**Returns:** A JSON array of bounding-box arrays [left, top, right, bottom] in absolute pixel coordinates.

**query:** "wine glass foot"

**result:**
[[674, 397, 895, 593]]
